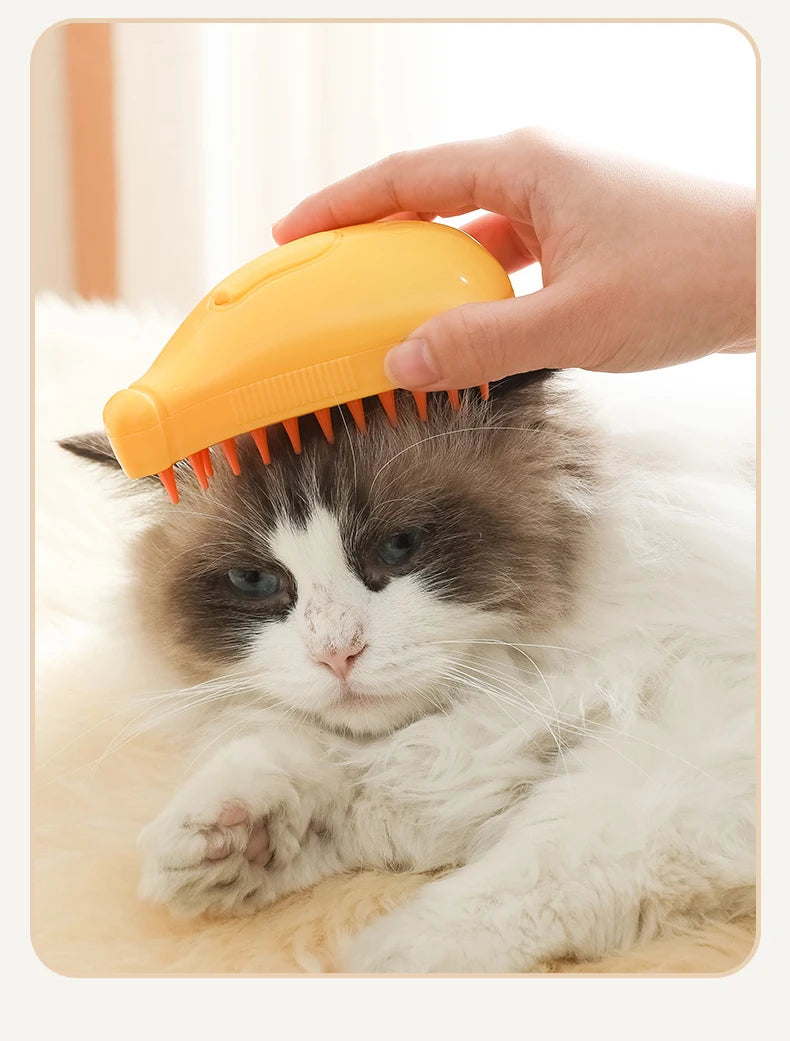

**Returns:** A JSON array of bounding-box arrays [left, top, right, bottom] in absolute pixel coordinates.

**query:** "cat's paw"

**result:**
[[341, 909, 459, 974], [341, 898, 534, 974], [139, 787, 302, 917]]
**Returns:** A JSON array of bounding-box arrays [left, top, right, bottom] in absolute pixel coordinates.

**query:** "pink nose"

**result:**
[[314, 644, 366, 679]]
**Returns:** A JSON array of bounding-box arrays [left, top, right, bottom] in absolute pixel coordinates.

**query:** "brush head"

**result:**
[[102, 221, 514, 502]]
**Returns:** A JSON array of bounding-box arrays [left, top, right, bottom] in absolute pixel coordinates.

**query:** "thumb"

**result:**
[[383, 288, 587, 389]]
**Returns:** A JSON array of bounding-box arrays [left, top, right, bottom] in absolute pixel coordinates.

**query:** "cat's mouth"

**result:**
[[333, 684, 379, 708], [309, 673, 443, 737]]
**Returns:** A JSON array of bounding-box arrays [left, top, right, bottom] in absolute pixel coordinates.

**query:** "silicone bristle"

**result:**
[[158, 467, 179, 504], [447, 389, 461, 411], [250, 428, 271, 465], [412, 391, 428, 421], [282, 416, 302, 454], [188, 452, 209, 489], [221, 438, 241, 475], [378, 390, 398, 426], [315, 408, 335, 443], [480, 383, 490, 401], [347, 399, 367, 433], [201, 447, 214, 478]]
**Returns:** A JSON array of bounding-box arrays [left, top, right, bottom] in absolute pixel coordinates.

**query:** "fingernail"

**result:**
[[384, 338, 440, 388]]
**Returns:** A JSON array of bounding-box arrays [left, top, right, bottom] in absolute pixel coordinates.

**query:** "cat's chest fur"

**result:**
[[314, 689, 558, 870]]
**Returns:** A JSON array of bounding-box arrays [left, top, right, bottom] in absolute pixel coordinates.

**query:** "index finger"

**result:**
[[272, 137, 516, 244]]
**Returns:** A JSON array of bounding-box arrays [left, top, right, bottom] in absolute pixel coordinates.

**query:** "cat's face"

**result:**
[[64, 377, 598, 737]]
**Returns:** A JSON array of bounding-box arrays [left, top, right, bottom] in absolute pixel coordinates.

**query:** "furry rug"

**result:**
[[33, 297, 756, 976]]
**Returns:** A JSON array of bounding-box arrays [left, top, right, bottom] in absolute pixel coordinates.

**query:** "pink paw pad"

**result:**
[[244, 824, 273, 868], [218, 803, 249, 827]]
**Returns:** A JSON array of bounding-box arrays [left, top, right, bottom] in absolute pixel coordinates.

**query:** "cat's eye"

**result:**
[[227, 568, 281, 598], [376, 528, 424, 566]]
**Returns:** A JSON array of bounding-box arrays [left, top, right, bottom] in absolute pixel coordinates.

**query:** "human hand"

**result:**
[[273, 129, 755, 390]]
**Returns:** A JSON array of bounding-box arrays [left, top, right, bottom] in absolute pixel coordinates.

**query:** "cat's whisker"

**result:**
[[443, 649, 557, 704], [179, 699, 271, 778], [90, 678, 266, 771], [487, 642, 565, 745], [448, 668, 659, 783], [121, 678, 260, 731], [426, 638, 603, 663], [447, 659, 599, 754], [447, 662, 571, 769], [448, 652, 713, 780], [448, 663, 672, 785], [36, 682, 270, 791], [334, 392, 359, 492], [444, 668, 571, 778], [370, 423, 559, 494], [134, 668, 264, 703], [55, 673, 256, 769], [445, 660, 555, 723], [35, 691, 187, 772], [415, 684, 452, 719]]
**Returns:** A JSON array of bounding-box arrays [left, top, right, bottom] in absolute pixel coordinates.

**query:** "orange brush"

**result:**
[[102, 221, 514, 503]]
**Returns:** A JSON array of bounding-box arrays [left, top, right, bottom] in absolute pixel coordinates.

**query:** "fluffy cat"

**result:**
[[62, 365, 755, 974]]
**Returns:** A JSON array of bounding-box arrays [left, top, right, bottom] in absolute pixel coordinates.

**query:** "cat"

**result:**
[[61, 366, 756, 974]]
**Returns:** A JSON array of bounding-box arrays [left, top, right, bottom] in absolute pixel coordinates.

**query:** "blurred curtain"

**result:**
[[113, 23, 455, 311], [33, 21, 756, 313]]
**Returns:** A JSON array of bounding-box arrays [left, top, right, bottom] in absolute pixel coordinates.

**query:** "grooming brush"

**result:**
[[103, 220, 514, 503]]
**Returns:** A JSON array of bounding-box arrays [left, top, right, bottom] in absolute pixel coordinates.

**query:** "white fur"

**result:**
[[38, 297, 756, 973]]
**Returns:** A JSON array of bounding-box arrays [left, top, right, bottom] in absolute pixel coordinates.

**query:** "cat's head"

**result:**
[[62, 374, 599, 737]]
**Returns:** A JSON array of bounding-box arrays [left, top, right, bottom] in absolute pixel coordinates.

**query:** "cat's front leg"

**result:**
[[343, 723, 755, 972], [138, 731, 347, 917]]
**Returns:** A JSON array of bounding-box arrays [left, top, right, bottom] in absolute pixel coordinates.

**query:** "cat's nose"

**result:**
[[314, 643, 366, 679]]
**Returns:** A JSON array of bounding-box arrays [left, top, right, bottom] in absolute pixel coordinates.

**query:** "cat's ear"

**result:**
[[59, 431, 162, 494], [59, 431, 121, 469]]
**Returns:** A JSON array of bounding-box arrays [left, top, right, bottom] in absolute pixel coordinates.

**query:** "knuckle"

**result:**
[[444, 305, 506, 381], [373, 150, 413, 209], [451, 304, 490, 345], [504, 125, 559, 154], [382, 149, 411, 171], [493, 128, 561, 217]]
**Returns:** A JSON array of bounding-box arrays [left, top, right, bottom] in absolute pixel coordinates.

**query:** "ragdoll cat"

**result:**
[[62, 368, 756, 973]]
